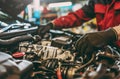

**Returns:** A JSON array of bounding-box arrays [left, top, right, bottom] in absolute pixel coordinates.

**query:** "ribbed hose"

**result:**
[[0, 35, 33, 46]]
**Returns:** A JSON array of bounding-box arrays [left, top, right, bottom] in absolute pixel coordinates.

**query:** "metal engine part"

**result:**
[[0, 19, 120, 79], [17, 38, 120, 79], [19, 42, 74, 61]]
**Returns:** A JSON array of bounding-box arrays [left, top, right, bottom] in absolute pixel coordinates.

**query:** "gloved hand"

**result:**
[[37, 22, 54, 37], [75, 28, 118, 56]]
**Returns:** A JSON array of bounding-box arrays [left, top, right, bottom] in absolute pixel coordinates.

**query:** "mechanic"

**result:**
[[1, 0, 120, 56], [38, 0, 120, 55]]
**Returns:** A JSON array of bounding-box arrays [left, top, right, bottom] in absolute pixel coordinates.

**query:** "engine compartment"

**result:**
[[0, 11, 120, 79]]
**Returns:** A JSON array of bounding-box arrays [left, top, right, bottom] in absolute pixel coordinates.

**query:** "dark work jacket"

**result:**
[[53, 0, 120, 46]]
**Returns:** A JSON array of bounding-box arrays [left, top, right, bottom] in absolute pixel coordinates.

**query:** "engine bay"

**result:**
[[0, 11, 120, 79]]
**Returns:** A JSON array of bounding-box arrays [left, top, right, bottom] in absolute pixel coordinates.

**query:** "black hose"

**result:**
[[0, 35, 33, 46], [0, 27, 37, 39]]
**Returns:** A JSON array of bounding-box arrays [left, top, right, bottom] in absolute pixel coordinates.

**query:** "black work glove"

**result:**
[[37, 22, 54, 37], [75, 28, 118, 56]]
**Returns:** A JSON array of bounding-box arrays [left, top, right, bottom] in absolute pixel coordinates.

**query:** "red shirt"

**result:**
[[53, 0, 120, 47]]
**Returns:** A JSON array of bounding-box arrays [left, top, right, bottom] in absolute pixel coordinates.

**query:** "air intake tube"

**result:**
[[0, 35, 33, 46]]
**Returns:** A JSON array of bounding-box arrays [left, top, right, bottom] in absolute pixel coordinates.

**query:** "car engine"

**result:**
[[0, 11, 120, 79]]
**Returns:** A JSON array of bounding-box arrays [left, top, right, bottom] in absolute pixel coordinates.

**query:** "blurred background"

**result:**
[[19, 0, 87, 24], [18, 0, 97, 34]]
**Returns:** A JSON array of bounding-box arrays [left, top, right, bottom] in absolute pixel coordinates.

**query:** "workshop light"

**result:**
[[48, 2, 72, 8]]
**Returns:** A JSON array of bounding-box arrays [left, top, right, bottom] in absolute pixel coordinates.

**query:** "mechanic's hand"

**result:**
[[75, 28, 118, 56], [37, 22, 54, 37]]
